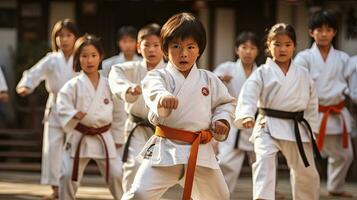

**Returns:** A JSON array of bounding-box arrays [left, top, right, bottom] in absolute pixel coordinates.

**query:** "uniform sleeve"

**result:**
[[294, 51, 310, 70], [0, 69, 8, 91], [108, 63, 138, 103], [213, 62, 229, 76], [141, 70, 172, 117], [110, 96, 126, 144], [344, 56, 357, 104], [304, 77, 319, 133], [101, 57, 114, 77], [16, 53, 52, 93], [56, 80, 80, 132], [234, 69, 262, 129], [209, 72, 236, 125]]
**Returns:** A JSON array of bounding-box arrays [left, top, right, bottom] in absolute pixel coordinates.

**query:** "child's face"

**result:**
[[118, 35, 137, 57], [309, 24, 336, 47], [235, 41, 258, 66], [56, 28, 76, 53], [168, 37, 200, 76], [79, 44, 102, 75], [268, 34, 295, 64], [137, 35, 163, 68]]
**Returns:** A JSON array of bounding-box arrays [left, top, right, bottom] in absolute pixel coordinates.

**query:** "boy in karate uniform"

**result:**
[[295, 10, 357, 198], [109, 23, 166, 192]]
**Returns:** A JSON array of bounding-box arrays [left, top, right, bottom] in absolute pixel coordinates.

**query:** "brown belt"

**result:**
[[318, 101, 348, 150], [72, 123, 111, 182], [154, 125, 212, 200]]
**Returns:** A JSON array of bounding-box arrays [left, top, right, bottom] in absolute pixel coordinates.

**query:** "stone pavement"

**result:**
[[0, 172, 356, 200]]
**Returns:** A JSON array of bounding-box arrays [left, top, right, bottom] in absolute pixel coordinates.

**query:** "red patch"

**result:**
[[104, 98, 109, 104], [201, 87, 209, 96]]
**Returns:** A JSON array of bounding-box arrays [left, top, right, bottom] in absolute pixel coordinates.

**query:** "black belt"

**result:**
[[259, 108, 321, 167], [122, 114, 155, 162], [234, 129, 241, 149]]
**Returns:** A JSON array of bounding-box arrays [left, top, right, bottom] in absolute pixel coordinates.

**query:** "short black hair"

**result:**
[[137, 23, 161, 43], [73, 34, 104, 72], [161, 12, 206, 58], [235, 31, 260, 50], [117, 26, 137, 41], [309, 9, 338, 31]]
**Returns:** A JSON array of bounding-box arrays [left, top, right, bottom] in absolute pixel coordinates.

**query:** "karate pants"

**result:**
[[121, 159, 230, 200], [253, 133, 320, 200], [122, 126, 152, 192], [218, 145, 255, 193], [320, 134, 353, 193], [59, 148, 124, 200], [41, 123, 65, 186]]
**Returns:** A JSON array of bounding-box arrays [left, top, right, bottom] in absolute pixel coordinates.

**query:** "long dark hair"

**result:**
[[72, 34, 104, 72], [51, 19, 80, 52]]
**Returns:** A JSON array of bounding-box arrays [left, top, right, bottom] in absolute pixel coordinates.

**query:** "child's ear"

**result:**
[[136, 43, 141, 54], [308, 29, 314, 38], [333, 29, 337, 37]]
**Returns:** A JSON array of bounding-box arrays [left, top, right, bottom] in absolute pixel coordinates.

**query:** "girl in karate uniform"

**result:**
[[16, 19, 79, 200], [57, 35, 126, 200], [214, 31, 259, 193], [235, 23, 320, 200]]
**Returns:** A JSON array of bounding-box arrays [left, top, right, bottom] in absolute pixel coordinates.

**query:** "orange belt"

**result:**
[[154, 125, 212, 200], [318, 101, 348, 150], [73, 123, 111, 183]]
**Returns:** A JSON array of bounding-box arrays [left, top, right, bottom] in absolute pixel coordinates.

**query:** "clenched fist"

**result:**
[[242, 117, 254, 129], [74, 111, 86, 120], [218, 74, 233, 85], [17, 86, 31, 97], [158, 95, 179, 110], [127, 85, 142, 96], [212, 120, 229, 136]]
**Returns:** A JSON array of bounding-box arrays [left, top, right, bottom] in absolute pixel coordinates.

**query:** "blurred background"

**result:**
[[0, 0, 356, 187]]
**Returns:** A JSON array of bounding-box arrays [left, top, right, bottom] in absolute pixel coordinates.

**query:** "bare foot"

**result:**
[[43, 186, 58, 200]]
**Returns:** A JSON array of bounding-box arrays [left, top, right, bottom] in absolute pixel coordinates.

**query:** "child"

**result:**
[[108, 23, 166, 192], [121, 13, 235, 200], [214, 31, 259, 193], [102, 26, 142, 77], [236, 23, 320, 200], [294, 10, 357, 197], [16, 19, 79, 200], [56, 35, 126, 200], [0, 68, 9, 102]]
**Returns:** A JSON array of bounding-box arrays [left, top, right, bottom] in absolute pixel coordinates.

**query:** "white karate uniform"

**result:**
[[235, 58, 320, 200], [0, 69, 8, 92], [57, 72, 126, 200], [295, 43, 357, 193], [121, 62, 235, 200], [346, 55, 357, 138], [101, 53, 142, 77], [213, 59, 257, 193], [16, 51, 76, 186], [108, 59, 166, 192]]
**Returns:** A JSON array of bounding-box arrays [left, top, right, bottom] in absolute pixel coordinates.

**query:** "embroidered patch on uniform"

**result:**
[[104, 98, 109, 104], [201, 87, 209, 96]]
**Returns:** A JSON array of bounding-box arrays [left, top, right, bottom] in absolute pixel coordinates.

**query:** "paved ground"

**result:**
[[0, 172, 356, 200]]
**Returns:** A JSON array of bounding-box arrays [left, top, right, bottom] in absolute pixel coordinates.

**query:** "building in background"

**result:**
[[0, 0, 357, 179]]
